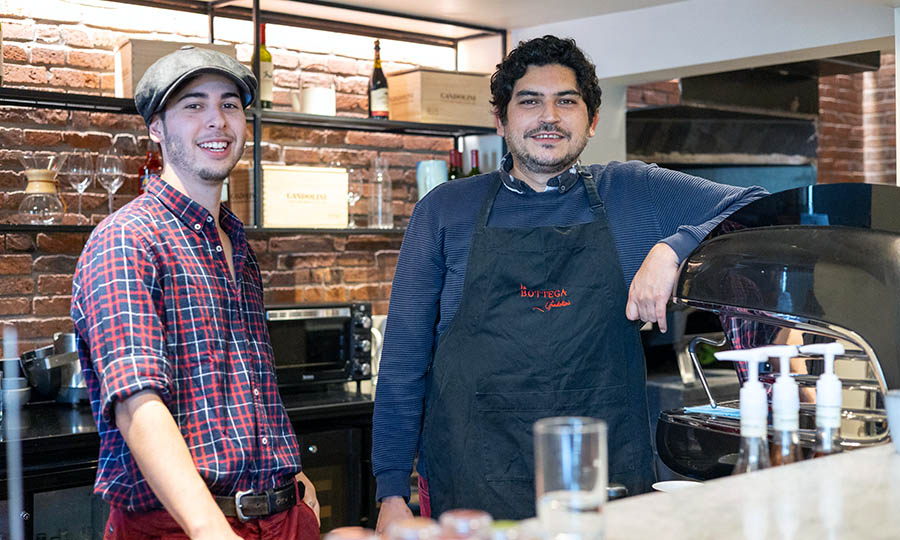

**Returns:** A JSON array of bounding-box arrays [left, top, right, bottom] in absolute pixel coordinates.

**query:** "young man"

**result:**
[[372, 35, 768, 527], [71, 47, 319, 540]]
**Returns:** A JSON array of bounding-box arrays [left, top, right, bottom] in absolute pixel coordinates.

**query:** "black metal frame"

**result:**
[[0, 0, 507, 231]]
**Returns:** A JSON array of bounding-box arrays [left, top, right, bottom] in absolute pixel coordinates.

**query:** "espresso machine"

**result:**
[[657, 183, 900, 479]]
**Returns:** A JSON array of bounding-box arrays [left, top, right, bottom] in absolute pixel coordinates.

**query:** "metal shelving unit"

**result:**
[[1, 0, 505, 231]]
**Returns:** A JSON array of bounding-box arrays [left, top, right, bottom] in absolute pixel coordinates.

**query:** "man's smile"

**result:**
[[197, 139, 232, 155]]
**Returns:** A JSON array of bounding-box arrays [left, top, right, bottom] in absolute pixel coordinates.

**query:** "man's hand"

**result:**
[[296, 471, 320, 526], [115, 390, 241, 540], [625, 243, 680, 333], [375, 496, 413, 535]]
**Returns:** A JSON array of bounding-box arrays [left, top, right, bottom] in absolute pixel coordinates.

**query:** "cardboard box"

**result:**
[[114, 39, 237, 99], [387, 68, 494, 127], [225, 165, 254, 225], [228, 165, 349, 228]]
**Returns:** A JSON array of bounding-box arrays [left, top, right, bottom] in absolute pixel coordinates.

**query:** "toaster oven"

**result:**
[[265, 302, 373, 388]]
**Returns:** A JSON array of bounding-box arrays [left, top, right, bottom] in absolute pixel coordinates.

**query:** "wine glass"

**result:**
[[59, 151, 93, 217], [96, 153, 124, 215]]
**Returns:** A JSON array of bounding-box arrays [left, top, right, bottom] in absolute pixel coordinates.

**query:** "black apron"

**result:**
[[422, 170, 655, 519]]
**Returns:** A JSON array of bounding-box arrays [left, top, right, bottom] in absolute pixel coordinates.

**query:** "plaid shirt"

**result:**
[[722, 315, 777, 385], [71, 175, 301, 512]]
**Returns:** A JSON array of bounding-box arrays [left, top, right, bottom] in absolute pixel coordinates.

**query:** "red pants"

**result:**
[[103, 498, 320, 540], [417, 476, 431, 518]]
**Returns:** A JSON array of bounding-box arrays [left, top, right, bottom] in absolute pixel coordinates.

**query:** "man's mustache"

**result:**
[[524, 123, 571, 138]]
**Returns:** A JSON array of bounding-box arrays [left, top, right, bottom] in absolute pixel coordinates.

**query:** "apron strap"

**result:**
[[474, 172, 504, 232], [578, 165, 606, 216], [475, 167, 606, 229]]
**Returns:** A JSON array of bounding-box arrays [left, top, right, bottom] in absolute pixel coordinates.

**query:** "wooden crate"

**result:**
[[227, 165, 349, 228], [114, 39, 237, 99], [387, 68, 494, 128]]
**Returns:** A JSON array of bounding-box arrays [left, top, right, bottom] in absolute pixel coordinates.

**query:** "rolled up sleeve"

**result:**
[[72, 224, 173, 424]]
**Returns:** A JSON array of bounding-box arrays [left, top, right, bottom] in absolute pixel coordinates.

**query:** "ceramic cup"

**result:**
[[416, 160, 448, 200], [300, 87, 336, 116], [886, 389, 900, 453]]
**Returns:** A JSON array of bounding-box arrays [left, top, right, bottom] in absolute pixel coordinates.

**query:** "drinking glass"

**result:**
[[367, 156, 392, 229], [347, 166, 366, 228], [96, 154, 124, 215], [59, 151, 93, 216], [534, 416, 607, 540]]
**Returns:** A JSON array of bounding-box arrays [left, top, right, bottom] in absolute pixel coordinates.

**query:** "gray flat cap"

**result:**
[[134, 45, 257, 125]]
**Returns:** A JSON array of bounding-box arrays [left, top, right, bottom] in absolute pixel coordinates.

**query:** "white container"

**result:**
[[885, 389, 900, 454], [299, 86, 336, 116]]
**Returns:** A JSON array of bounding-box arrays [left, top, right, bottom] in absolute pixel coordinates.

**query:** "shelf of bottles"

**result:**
[[0, 87, 496, 138], [0, 1, 505, 231]]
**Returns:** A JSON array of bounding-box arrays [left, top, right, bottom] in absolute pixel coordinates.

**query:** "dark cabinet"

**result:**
[[1, 391, 375, 538], [297, 428, 363, 532]]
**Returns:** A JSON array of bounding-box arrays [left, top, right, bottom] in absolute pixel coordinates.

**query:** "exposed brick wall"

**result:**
[[629, 58, 895, 187], [0, 229, 402, 355], [626, 80, 680, 109], [817, 73, 865, 183], [0, 1, 459, 353], [862, 53, 896, 185]]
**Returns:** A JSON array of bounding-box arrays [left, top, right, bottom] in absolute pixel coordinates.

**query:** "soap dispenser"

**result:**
[[714, 348, 771, 474], [756, 345, 802, 465], [800, 342, 845, 457]]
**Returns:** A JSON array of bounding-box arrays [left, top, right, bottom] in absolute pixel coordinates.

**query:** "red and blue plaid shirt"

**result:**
[[723, 315, 778, 385], [72, 175, 301, 512]]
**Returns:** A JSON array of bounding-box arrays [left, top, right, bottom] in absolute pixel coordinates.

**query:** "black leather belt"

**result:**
[[215, 481, 302, 522]]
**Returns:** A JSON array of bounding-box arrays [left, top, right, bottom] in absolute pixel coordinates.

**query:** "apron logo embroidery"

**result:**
[[520, 283, 572, 312]]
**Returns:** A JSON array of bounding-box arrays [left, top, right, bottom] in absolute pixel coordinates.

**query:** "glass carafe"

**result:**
[[17, 152, 67, 224]]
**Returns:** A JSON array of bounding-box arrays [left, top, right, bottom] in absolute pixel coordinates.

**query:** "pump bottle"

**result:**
[[800, 342, 844, 457], [757, 345, 803, 465], [715, 348, 771, 474]]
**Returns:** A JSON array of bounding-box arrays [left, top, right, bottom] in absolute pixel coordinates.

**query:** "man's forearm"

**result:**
[[115, 390, 237, 539]]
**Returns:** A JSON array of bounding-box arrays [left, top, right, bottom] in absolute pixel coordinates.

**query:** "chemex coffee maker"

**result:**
[[657, 183, 900, 479]]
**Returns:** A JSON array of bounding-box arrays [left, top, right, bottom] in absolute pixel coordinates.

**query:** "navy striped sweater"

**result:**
[[372, 159, 767, 501]]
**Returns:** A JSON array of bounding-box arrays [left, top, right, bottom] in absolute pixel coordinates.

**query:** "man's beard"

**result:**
[[506, 122, 589, 175], [162, 123, 240, 184]]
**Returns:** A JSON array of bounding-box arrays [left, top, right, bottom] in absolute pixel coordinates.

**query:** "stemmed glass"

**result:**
[[59, 151, 93, 217], [96, 153, 124, 215]]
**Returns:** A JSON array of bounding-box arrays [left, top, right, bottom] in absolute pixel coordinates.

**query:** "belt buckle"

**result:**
[[234, 488, 254, 522]]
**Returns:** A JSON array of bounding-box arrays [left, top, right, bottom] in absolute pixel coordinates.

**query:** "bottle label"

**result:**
[[370, 88, 389, 116], [816, 405, 842, 428], [740, 417, 766, 438], [260, 60, 274, 103]]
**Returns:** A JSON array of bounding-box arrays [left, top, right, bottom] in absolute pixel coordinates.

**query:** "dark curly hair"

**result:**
[[490, 35, 602, 125]]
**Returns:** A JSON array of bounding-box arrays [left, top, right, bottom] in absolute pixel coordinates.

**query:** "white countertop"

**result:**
[[605, 443, 900, 540]]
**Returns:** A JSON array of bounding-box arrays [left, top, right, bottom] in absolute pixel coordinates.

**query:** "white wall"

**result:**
[[510, 0, 897, 162]]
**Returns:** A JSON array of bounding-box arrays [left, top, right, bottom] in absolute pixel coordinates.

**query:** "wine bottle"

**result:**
[[139, 141, 162, 195], [448, 150, 461, 180], [467, 149, 481, 177], [259, 23, 273, 109], [369, 40, 389, 119]]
